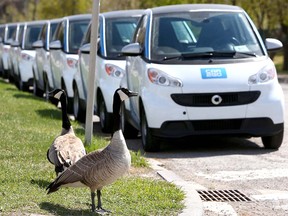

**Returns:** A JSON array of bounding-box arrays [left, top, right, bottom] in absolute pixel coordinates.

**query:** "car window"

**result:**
[[151, 11, 264, 61], [134, 15, 148, 47], [50, 23, 58, 42], [105, 16, 141, 59], [53, 21, 65, 45], [68, 20, 90, 54], [24, 24, 43, 50], [7, 25, 17, 41]]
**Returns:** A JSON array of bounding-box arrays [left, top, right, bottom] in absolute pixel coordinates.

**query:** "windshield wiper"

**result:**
[[160, 51, 257, 61], [182, 51, 257, 58]]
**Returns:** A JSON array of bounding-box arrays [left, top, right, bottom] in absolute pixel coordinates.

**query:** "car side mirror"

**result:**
[[49, 40, 62, 50], [266, 38, 282, 52], [121, 43, 142, 56], [32, 40, 44, 49], [79, 43, 90, 54], [11, 41, 20, 47]]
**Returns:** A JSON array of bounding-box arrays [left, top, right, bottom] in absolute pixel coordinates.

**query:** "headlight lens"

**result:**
[[147, 68, 182, 87], [105, 64, 125, 78], [248, 65, 276, 85]]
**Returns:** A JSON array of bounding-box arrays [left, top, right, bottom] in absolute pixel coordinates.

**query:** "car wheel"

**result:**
[[18, 73, 28, 91], [262, 130, 284, 149], [44, 77, 50, 101], [120, 103, 138, 139], [99, 95, 112, 133], [73, 87, 86, 122], [33, 78, 44, 97], [140, 107, 160, 152]]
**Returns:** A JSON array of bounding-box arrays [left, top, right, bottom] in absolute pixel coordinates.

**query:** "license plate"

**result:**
[[201, 68, 227, 79]]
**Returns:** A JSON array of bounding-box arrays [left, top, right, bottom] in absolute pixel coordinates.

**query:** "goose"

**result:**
[[47, 89, 86, 176], [46, 87, 138, 213]]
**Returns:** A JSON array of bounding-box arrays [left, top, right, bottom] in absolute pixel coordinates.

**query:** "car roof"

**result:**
[[101, 9, 144, 18], [24, 20, 47, 26], [62, 13, 92, 21], [149, 4, 243, 14]]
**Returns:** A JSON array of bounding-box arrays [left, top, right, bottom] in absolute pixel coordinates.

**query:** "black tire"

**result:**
[[121, 103, 138, 139], [18, 73, 29, 91], [33, 77, 44, 97], [98, 94, 112, 133], [140, 107, 160, 152], [73, 86, 86, 122], [44, 76, 50, 101], [262, 130, 284, 149]]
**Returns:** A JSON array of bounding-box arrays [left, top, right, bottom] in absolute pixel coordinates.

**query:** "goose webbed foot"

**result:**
[[94, 207, 111, 215]]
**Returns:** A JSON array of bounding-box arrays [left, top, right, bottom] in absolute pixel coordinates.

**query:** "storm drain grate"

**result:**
[[197, 190, 253, 202]]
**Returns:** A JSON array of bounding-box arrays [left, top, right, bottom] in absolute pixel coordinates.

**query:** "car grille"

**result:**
[[171, 91, 260, 107]]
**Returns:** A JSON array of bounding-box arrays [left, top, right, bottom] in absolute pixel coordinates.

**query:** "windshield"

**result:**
[[24, 24, 43, 50], [69, 20, 90, 54], [151, 11, 264, 61], [105, 17, 140, 59]]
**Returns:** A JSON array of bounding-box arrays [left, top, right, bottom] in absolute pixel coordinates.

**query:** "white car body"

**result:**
[[0, 23, 18, 78], [8, 22, 24, 82], [49, 14, 91, 112], [121, 4, 285, 151], [73, 10, 143, 128], [12, 20, 46, 91], [32, 18, 61, 98]]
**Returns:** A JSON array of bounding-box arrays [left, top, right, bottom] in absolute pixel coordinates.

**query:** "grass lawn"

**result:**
[[0, 79, 184, 215]]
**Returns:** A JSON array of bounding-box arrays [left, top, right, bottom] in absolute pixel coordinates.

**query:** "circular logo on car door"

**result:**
[[211, 95, 222, 105]]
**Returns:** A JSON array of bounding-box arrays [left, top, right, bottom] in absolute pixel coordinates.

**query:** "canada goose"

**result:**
[[47, 89, 86, 176], [46, 87, 138, 213]]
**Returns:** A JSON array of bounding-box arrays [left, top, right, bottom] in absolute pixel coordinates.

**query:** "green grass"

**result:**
[[0, 80, 184, 215]]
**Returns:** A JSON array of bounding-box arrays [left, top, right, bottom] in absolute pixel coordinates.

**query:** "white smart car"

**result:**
[[73, 10, 143, 127], [32, 18, 61, 98], [121, 4, 285, 152], [49, 14, 91, 113], [12, 20, 46, 91]]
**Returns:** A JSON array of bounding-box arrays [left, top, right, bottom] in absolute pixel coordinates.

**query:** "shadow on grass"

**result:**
[[39, 202, 95, 216], [13, 93, 44, 102], [4, 87, 18, 92], [36, 109, 61, 120], [30, 178, 51, 189]]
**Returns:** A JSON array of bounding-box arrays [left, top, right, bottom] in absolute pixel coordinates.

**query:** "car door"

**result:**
[[126, 14, 149, 119], [50, 20, 65, 89]]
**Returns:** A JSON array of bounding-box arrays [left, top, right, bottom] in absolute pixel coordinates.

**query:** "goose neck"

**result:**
[[112, 92, 121, 133], [60, 94, 71, 130]]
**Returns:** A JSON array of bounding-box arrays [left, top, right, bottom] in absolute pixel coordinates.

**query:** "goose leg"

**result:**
[[90, 190, 111, 213], [91, 191, 96, 212]]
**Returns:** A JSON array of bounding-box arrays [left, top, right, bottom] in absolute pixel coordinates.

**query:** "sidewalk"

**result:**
[[148, 159, 204, 216]]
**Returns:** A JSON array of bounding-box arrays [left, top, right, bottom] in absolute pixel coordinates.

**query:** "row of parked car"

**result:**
[[0, 9, 143, 126], [0, 4, 285, 152]]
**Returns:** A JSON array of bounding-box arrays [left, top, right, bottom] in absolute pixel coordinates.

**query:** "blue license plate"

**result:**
[[201, 68, 227, 79]]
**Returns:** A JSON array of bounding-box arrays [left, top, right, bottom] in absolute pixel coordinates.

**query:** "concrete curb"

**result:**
[[148, 159, 205, 216]]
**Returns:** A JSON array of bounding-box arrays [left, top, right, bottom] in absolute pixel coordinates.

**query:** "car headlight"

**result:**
[[21, 53, 33, 61], [105, 64, 125, 78], [248, 65, 276, 85], [147, 68, 182, 87], [67, 58, 78, 68]]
